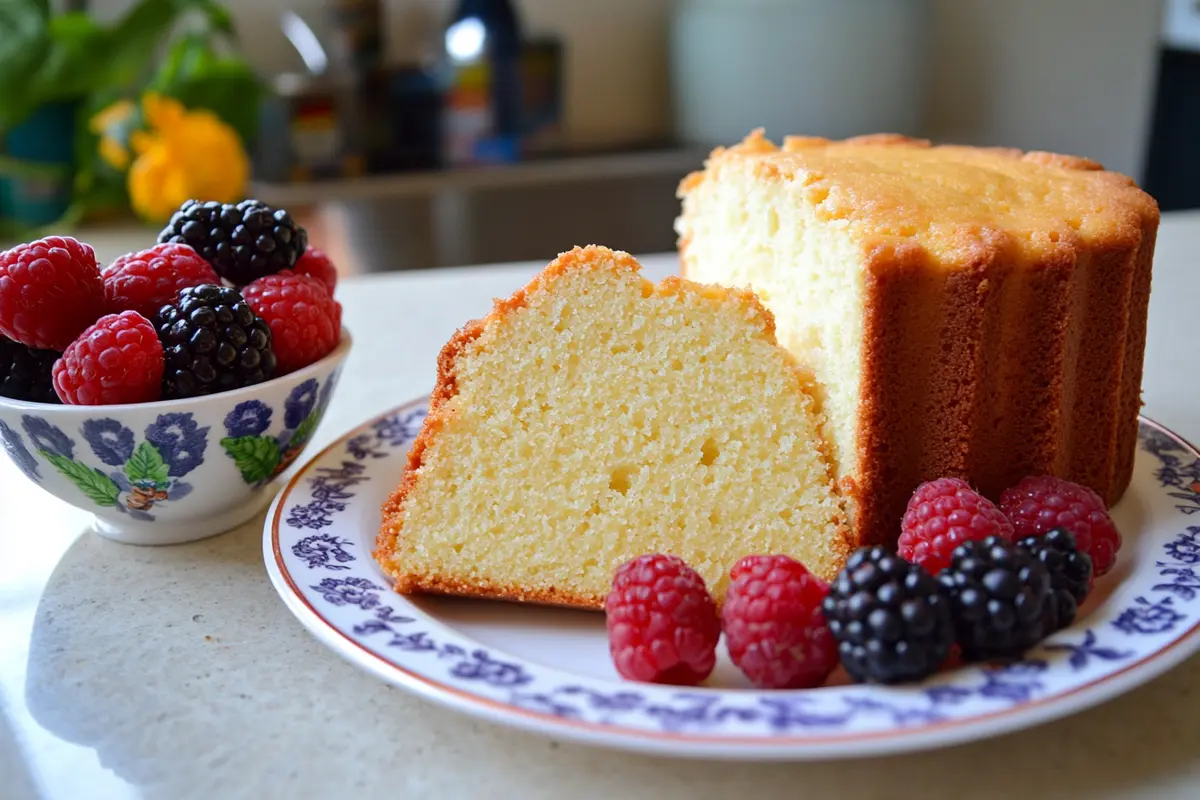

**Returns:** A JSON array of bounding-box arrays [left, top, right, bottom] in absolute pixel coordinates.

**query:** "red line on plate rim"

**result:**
[[270, 402, 1200, 747]]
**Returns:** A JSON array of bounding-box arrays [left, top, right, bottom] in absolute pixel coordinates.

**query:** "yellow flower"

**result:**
[[127, 94, 249, 222], [90, 99, 136, 170]]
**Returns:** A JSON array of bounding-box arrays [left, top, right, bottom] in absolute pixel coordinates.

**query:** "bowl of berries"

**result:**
[[0, 199, 351, 545]]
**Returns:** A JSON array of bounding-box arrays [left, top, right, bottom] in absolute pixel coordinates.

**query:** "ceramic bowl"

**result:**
[[0, 330, 352, 545]]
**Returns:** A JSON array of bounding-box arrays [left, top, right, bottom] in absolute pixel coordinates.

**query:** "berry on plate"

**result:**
[[242, 271, 342, 374], [722, 554, 838, 689], [103, 242, 220, 317], [824, 546, 954, 684], [1017, 527, 1093, 632], [294, 246, 337, 295], [998, 475, 1122, 577], [605, 554, 720, 685], [52, 311, 164, 405], [899, 477, 1014, 575], [0, 236, 105, 350], [0, 335, 61, 403], [159, 199, 307, 287], [155, 284, 276, 399], [937, 536, 1055, 661]]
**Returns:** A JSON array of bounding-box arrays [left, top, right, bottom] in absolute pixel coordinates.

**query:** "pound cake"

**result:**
[[676, 131, 1159, 549], [376, 245, 850, 606]]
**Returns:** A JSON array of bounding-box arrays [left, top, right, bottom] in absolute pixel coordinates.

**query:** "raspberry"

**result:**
[[294, 246, 337, 295], [998, 476, 1122, 577], [0, 236, 105, 350], [824, 546, 954, 684], [52, 311, 164, 405], [722, 555, 837, 689], [605, 554, 720, 685], [103, 243, 220, 317], [899, 477, 1014, 575], [242, 271, 342, 374]]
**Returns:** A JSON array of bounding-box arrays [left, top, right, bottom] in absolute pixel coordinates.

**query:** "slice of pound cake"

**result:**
[[376, 245, 849, 607], [676, 131, 1159, 550]]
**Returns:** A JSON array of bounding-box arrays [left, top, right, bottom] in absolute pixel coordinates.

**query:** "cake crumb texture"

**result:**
[[376, 245, 850, 608], [676, 131, 1159, 548]]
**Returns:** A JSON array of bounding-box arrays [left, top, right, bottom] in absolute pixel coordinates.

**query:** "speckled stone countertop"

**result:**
[[4, 215, 1200, 799]]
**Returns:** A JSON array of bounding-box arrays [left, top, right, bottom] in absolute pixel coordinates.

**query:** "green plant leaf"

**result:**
[[291, 412, 320, 449], [124, 440, 170, 488], [221, 435, 281, 484], [0, 1, 50, 132], [149, 33, 261, 145], [39, 450, 120, 507]]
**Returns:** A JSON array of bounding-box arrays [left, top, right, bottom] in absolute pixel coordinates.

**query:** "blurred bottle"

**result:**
[[441, 0, 523, 165]]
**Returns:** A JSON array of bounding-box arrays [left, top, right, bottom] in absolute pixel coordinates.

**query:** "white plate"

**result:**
[[263, 396, 1200, 760]]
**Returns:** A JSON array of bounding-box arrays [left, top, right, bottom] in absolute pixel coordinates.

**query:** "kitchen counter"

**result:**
[[3, 212, 1200, 799]]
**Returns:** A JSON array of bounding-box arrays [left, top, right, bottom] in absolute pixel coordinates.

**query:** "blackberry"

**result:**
[[158, 199, 307, 287], [0, 335, 61, 403], [1017, 528, 1093, 632], [823, 546, 954, 684], [154, 285, 277, 399], [938, 536, 1055, 661]]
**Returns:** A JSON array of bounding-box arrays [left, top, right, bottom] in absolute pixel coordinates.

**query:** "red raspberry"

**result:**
[[999, 475, 1121, 577], [722, 554, 837, 689], [103, 243, 220, 317], [0, 236, 105, 350], [605, 554, 720, 685], [899, 478, 1014, 575], [294, 246, 337, 295], [242, 271, 342, 374], [52, 311, 163, 405]]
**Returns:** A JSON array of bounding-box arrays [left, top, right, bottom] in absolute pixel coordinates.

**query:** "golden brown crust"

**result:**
[[848, 204, 1157, 547], [376, 244, 850, 605], [677, 130, 1159, 550], [395, 573, 606, 610]]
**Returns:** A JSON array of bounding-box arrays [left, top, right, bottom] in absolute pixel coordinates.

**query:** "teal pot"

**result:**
[[0, 102, 79, 227]]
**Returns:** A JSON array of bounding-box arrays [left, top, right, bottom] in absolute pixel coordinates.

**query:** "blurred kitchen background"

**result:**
[[1, 0, 1198, 273]]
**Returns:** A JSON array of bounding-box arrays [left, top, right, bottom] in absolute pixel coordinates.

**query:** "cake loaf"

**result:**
[[676, 131, 1159, 549], [376, 245, 850, 606]]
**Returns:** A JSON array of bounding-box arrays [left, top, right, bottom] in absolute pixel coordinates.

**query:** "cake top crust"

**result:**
[[679, 130, 1159, 262]]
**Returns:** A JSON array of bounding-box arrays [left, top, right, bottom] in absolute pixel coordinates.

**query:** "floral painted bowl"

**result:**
[[0, 330, 352, 545]]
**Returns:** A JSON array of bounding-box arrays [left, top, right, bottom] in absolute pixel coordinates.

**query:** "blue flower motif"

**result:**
[[144, 413, 209, 478], [21, 415, 74, 459], [224, 400, 273, 438], [285, 379, 318, 430], [1113, 596, 1185, 635], [311, 577, 381, 609], [293, 533, 355, 569], [317, 370, 338, 415], [1165, 528, 1200, 564], [1, 420, 40, 482], [80, 418, 135, 466]]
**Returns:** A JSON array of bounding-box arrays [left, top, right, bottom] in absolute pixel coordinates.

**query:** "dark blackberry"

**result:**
[[823, 546, 954, 684], [154, 285, 277, 399], [938, 535, 1055, 661], [1016, 527, 1093, 632], [0, 335, 61, 403], [158, 199, 307, 287]]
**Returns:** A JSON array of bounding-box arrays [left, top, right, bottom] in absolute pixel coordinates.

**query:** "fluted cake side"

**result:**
[[676, 131, 1159, 549]]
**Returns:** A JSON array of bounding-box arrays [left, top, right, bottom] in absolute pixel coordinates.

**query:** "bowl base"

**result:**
[[91, 492, 273, 545]]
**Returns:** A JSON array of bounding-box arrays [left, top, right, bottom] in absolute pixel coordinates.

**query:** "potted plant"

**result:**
[[0, 0, 259, 234]]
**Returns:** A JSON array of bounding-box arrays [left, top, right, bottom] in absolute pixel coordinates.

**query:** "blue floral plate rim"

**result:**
[[263, 397, 1200, 760]]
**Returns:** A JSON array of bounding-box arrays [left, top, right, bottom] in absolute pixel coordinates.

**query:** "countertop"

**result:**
[[3, 212, 1200, 799]]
